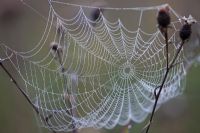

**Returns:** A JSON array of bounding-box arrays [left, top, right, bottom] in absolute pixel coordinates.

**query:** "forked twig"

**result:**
[[146, 24, 185, 133], [145, 40, 185, 133], [143, 6, 195, 133]]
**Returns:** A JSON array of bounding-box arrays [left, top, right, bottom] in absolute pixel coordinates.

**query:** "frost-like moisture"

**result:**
[[0, 1, 187, 132]]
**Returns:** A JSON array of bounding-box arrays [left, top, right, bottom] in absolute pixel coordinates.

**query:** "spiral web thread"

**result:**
[[0, 1, 186, 132]]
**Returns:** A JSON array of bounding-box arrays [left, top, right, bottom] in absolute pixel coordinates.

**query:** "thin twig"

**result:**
[[0, 58, 57, 133], [145, 38, 185, 133], [0, 60, 39, 114], [145, 70, 168, 133], [169, 41, 185, 69], [164, 29, 169, 69], [142, 59, 184, 133]]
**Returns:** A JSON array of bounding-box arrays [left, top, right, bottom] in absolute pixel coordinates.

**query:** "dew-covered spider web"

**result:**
[[0, 0, 187, 132]]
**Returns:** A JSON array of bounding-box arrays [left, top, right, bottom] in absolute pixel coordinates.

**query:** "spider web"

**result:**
[[0, 0, 186, 132]]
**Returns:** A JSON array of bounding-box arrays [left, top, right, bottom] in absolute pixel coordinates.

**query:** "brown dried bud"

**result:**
[[179, 15, 197, 41], [157, 5, 171, 31], [179, 23, 192, 41]]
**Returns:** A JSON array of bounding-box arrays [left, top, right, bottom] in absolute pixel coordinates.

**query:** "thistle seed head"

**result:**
[[157, 5, 171, 29], [179, 15, 197, 41]]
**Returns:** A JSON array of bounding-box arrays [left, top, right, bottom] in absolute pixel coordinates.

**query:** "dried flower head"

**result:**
[[157, 5, 171, 32], [179, 15, 197, 41]]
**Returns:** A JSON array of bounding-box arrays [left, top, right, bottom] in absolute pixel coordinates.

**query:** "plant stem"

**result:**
[[0, 61, 39, 113], [169, 41, 185, 69], [164, 29, 169, 69], [0, 59, 57, 133], [145, 36, 185, 133]]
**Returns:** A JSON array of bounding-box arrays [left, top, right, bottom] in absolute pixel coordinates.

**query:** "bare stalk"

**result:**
[[0, 58, 57, 133], [145, 37, 185, 133], [164, 29, 169, 69]]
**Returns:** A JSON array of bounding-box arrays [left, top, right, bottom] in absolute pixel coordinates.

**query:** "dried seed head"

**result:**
[[179, 23, 192, 41], [179, 15, 197, 41], [157, 5, 171, 30]]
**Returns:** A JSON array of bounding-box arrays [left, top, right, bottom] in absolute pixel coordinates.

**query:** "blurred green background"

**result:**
[[0, 0, 200, 133]]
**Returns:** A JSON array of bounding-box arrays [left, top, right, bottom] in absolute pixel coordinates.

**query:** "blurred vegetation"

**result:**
[[0, 0, 200, 133]]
